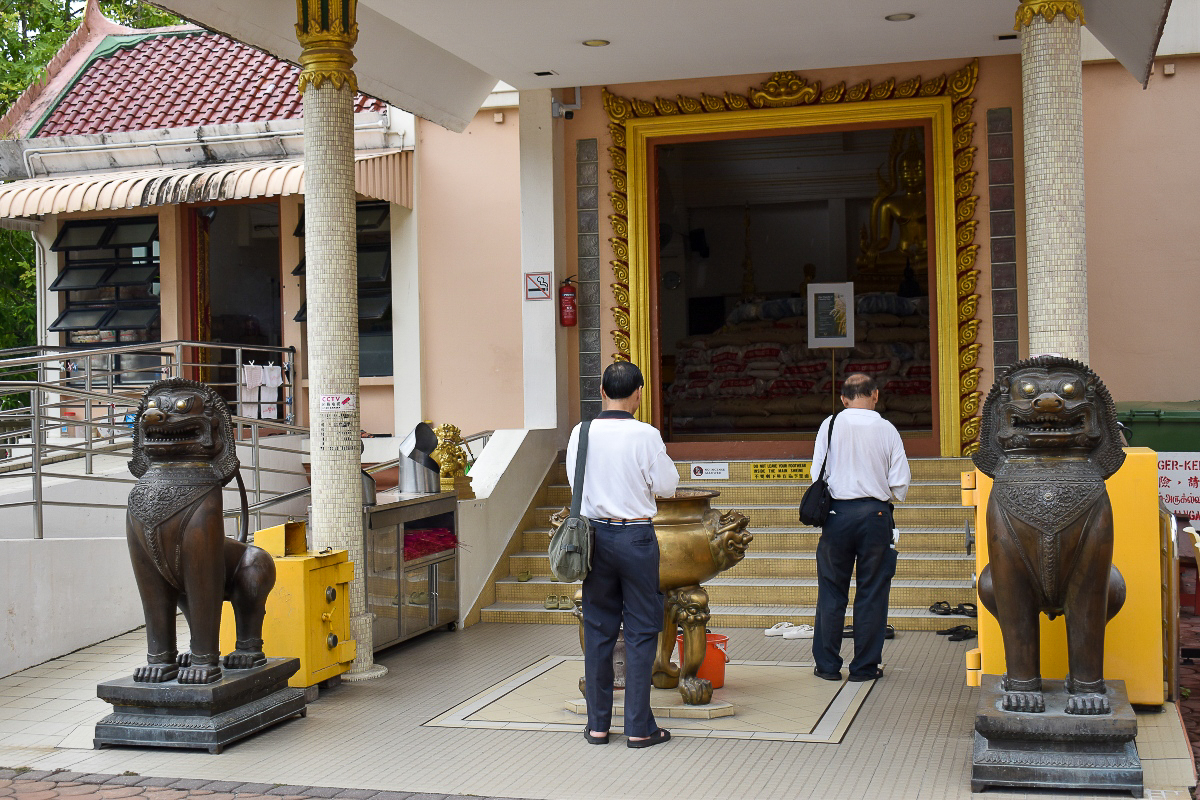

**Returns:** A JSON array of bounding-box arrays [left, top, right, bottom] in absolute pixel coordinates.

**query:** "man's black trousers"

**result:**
[[813, 497, 898, 679], [581, 520, 663, 737]]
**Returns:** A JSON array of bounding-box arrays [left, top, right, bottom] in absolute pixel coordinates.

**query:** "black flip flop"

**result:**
[[937, 624, 971, 636], [628, 728, 671, 748], [884, 624, 895, 639], [949, 627, 977, 642], [953, 602, 978, 618], [929, 601, 952, 615], [584, 729, 609, 744]]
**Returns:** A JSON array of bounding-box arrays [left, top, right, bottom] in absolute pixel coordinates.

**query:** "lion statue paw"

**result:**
[[1001, 691, 1045, 713], [1065, 693, 1110, 715], [679, 676, 713, 706]]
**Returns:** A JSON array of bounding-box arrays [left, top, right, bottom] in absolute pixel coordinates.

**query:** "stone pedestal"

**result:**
[[95, 658, 306, 754], [972, 675, 1141, 796]]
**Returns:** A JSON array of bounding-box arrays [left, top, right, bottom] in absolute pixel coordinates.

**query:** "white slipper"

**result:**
[[764, 621, 795, 636], [783, 624, 815, 639]]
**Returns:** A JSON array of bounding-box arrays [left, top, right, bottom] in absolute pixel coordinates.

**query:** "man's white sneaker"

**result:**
[[764, 621, 795, 636], [782, 624, 815, 639]]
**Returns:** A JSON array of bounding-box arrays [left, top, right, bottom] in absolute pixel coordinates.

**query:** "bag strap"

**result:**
[[569, 420, 592, 518], [814, 413, 837, 482]]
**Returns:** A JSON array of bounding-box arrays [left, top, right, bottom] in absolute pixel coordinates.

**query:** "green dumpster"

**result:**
[[1116, 401, 1200, 452]]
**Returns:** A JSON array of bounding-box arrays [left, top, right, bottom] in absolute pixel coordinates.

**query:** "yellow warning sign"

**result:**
[[750, 462, 812, 481]]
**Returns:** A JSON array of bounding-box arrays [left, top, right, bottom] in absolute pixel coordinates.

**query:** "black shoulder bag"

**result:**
[[547, 421, 595, 582], [799, 414, 836, 527]]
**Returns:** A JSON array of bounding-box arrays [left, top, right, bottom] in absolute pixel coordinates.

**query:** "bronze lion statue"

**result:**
[[973, 356, 1127, 715], [127, 378, 275, 684]]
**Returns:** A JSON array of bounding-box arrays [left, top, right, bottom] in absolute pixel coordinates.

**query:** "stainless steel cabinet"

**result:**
[[365, 491, 458, 652]]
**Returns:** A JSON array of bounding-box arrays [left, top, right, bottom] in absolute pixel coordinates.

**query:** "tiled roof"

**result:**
[[35, 31, 384, 137]]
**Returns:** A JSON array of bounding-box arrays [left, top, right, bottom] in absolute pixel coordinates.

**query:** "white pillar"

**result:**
[[297, 0, 385, 680], [391, 199, 423, 436], [1019, 0, 1089, 362], [518, 90, 568, 432]]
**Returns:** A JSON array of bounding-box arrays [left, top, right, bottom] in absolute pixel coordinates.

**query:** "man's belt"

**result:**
[[592, 516, 653, 525]]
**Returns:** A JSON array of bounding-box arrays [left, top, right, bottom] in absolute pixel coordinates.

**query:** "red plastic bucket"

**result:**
[[675, 633, 730, 689]]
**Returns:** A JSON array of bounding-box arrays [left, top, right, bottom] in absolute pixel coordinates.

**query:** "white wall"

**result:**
[[0, 537, 143, 677], [455, 428, 560, 620]]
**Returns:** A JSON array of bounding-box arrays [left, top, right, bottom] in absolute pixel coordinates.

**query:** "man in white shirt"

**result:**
[[565, 361, 678, 748], [810, 373, 911, 682]]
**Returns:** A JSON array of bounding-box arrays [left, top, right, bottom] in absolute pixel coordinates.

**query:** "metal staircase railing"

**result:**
[[0, 340, 304, 539]]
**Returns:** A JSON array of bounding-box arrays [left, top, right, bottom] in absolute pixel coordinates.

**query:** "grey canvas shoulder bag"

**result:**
[[548, 420, 595, 582]]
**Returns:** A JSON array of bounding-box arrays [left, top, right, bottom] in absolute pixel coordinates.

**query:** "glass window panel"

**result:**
[[103, 307, 160, 330], [358, 293, 391, 320], [356, 204, 389, 231], [103, 264, 159, 286], [50, 266, 112, 291], [358, 246, 390, 283], [51, 221, 111, 251], [360, 332, 393, 377], [49, 307, 113, 331], [106, 219, 158, 247]]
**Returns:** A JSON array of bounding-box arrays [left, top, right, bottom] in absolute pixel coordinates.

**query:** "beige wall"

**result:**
[[1084, 56, 1200, 402], [416, 107, 525, 435]]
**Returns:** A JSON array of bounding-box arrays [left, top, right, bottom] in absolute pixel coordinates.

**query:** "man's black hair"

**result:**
[[602, 361, 644, 400], [841, 372, 878, 400]]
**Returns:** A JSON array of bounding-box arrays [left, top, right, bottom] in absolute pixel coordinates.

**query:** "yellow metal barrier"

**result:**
[[962, 448, 1166, 705], [220, 521, 356, 688]]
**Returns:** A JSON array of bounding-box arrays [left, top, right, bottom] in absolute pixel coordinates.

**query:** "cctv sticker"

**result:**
[[319, 394, 357, 413], [690, 462, 729, 480]]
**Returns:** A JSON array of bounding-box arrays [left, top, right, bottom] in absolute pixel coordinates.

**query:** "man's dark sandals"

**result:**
[[929, 600, 952, 615], [952, 602, 977, 617], [628, 728, 671, 748], [584, 729, 609, 744], [813, 667, 842, 681], [948, 627, 977, 642], [848, 668, 883, 682]]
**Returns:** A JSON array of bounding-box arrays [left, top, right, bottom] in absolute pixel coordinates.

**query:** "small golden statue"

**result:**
[[430, 423, 470, 491], [857, 128, 928, 292]]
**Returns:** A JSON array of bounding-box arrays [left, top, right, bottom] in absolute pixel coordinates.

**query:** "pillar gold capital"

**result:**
[[295, 0, 358, 93], [1015, 0, 1085, 30]]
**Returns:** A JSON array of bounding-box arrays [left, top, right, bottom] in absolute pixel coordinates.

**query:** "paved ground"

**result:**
[[0, 619, 1194, 800], [0, 769, 530, 800]]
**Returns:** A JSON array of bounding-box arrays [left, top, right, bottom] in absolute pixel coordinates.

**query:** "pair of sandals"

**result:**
[[544, 595, 575, 610], [763, 621, 814, 639], [929, 601, 977, 617], [585, 728, 671, 748], [937, 624, 977, 641]]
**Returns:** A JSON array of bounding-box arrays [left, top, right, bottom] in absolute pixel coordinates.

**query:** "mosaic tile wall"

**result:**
[[576, 138, 602, 421], [987, 107, 1019, 371]]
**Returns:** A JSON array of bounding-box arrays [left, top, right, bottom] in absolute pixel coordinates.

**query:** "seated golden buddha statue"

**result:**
[[856, 129, 928, 293]]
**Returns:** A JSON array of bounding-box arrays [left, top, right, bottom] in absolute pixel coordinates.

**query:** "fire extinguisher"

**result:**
[[559, 276, 578, 327]]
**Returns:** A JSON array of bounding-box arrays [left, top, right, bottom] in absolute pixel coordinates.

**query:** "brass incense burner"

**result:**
[[561, 489, 752, 705]]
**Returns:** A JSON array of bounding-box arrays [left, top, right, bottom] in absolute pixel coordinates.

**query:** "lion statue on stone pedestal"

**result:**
[[127, 378, 275, 684], [973, 356, 1127, 715]]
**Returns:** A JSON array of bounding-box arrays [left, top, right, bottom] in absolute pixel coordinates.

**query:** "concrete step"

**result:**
[[494, 575, 974, 608], [529, 503, 973, 530], [508, 550, 972, 581], [550, 457, 973, 484], [521, 527, 971, 554], [543, 481, 963, 507], [479, 601, 979, 632]]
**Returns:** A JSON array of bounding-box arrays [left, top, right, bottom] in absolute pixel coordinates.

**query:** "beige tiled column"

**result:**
[[1018, 0, 1088, 362], [297, 0, 385, 680]]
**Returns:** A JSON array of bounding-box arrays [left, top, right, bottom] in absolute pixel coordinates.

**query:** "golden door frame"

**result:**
[[603, 60, 983, 457]]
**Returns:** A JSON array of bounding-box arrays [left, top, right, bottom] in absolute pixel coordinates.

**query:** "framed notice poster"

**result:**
[[807, 282, 855, 349]]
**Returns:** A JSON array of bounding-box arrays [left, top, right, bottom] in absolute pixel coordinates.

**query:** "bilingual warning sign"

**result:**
[[1158, 452, 1200, 521], [750, 462, 812, 481], [319, 393, 356, 413]]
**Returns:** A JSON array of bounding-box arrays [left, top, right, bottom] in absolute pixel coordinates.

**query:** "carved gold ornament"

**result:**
[[295, 0, 359, 93], [1015, 0, 1085, 30], [603, 60, 983, 455]]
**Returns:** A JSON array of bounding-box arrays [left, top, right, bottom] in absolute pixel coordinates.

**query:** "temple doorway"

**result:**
[[655, 125, 937, 451]]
